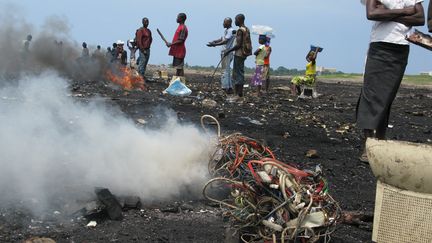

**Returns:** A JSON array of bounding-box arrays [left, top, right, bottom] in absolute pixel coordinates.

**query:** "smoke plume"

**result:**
[[0, 5, 107, 82], [0, 6, 214, 213], [0, 72, 214, 209]]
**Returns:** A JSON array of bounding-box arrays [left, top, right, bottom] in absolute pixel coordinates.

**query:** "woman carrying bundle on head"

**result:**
[[263, 37, 272, 93], [250, 35, 268, 96]]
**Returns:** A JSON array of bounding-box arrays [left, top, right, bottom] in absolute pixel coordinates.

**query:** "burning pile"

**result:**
[[202, 116, 341, 243], [105, 65, 145, 91]]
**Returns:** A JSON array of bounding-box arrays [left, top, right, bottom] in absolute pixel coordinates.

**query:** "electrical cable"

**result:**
[[201, 115, 341, 243]]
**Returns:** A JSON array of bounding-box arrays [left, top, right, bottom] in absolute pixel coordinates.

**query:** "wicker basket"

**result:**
[[367, 139, 432, 242]]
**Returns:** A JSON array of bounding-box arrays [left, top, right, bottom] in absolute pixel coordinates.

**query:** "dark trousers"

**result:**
[[233, 55, 246, 85], [356, 42, 409, 134], [138, 49, 150, 77]]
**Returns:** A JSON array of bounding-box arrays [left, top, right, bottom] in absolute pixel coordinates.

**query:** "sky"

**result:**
[[1, 0, 432, 74]]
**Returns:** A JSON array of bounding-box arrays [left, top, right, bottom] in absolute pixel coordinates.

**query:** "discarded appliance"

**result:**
[[366, 139, 432, 243]]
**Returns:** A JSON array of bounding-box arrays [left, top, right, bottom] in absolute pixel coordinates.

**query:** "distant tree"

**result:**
[[184, 64, 337, 76]]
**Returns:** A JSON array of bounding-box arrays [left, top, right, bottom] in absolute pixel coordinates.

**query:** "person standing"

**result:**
[[110, 43, 117, 62], [81, 42, 90, 58], [79, 42, 90, 66], [22, 34, 32, 53], [127, 39, 138, 69], [56, 41, 64, 62], [250, 35, 267, 96], [114, 40, 127, 66], [21, 34, 32, 63], [106, 47, 112, 59], [224, 14, 252, 98], [93, 45, 102, 57], [357, 0, 424, 162], [207, 17, 236, 94], [166, 13, 188, 78], [19, 34, 33, 72], [135, 17, 153, 79], [91, 44, 103, 66], [263, 37, 272, 92]]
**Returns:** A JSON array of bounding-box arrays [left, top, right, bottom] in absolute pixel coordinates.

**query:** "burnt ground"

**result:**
[[1, 72, 431, 243]]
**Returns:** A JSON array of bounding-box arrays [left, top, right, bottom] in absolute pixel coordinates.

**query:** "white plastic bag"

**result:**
[[163, 78, 192, 96], [251, 25, 275, 38]]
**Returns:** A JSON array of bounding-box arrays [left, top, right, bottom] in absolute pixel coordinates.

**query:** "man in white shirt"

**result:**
[[356, 0, 425, 163], [207, 17, 236, 94]]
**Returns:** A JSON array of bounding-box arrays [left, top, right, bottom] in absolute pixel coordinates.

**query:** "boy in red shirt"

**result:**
[[166, 13, 188, 77]]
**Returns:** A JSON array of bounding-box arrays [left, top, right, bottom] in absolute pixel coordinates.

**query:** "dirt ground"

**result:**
[[1, 72, 431, 243]]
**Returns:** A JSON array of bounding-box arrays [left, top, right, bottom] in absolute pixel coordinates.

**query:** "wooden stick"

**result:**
[[206, 57, 224, 88], [157, 28, 169, 46]]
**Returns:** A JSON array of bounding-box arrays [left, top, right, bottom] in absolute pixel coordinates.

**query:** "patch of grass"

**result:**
[[319, 73, 363, 80], [402, 75, 432, 85], [319, 73, 432, 86]]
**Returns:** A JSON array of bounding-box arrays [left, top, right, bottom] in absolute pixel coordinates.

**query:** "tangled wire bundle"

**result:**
[[201, 115, 341, 243]]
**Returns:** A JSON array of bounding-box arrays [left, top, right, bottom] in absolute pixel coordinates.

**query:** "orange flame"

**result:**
[[105, 66, 146, 91]]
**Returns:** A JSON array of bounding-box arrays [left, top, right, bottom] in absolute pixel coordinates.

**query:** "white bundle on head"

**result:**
[[251, 25, 275, 38]]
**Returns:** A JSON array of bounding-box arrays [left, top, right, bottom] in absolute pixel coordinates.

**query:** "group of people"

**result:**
[[21, 2, 432, 164], [72, 13, 273, 98], [82, 13, 274, 98], [207, 14, 272, 97], [106, 13, 271, 99], [79, 41, 127, 65], [130, 13, 188, 81], [74, 13, 188, 82]]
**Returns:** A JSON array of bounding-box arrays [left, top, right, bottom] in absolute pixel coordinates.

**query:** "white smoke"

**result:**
[[0, 72, 214, 210], [0, 4, 108, 82]]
